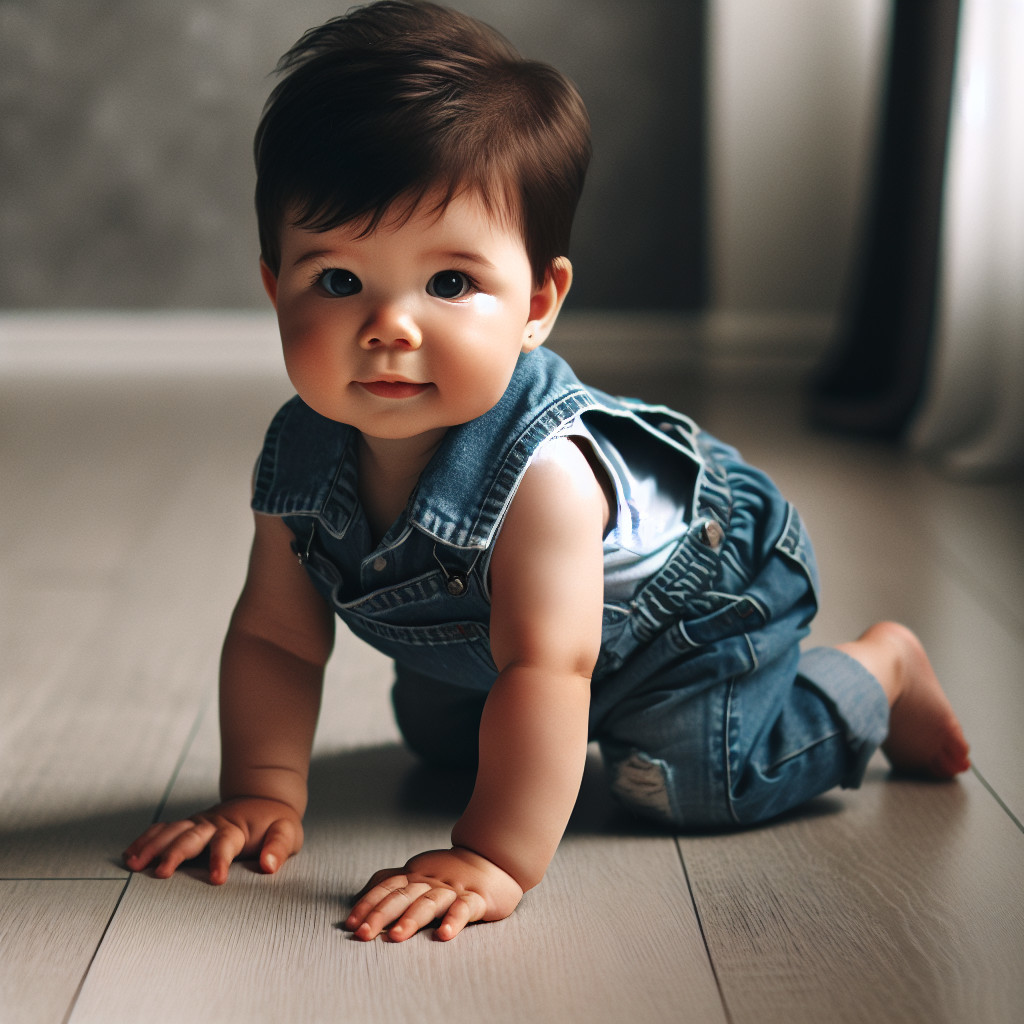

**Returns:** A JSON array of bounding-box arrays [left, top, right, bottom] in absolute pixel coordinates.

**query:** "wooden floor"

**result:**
[[2, 365, 1022, 1024]]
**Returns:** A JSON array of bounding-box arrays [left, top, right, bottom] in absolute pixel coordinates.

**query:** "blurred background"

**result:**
[[1, 0, 1021, 473]]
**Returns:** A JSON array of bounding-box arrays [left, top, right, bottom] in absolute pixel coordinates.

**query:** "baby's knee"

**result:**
[[605, 749, 736, 831], [608, 750, 676, 821]]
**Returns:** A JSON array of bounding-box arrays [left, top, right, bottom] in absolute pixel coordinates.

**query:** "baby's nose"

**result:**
[[358, 305, 422, 350]]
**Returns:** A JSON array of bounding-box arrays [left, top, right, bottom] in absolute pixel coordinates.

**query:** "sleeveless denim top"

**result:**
[[251, 347, 764, 700]]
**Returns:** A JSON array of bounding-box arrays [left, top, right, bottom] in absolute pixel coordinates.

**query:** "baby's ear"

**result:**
[[259, 259, 279, 311], [523, 257, 572, 352]]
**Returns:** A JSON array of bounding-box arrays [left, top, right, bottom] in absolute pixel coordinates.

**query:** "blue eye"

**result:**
[[427, 271, 471, 299], [318, 269, 361, 297]]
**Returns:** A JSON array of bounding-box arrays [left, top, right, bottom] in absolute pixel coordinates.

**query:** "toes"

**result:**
[[934, 732, 971, 777]]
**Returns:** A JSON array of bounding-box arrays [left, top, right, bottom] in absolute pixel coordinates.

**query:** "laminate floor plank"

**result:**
[[0, 377, 288, 879], [73, 634, 725, 1024], [798, 501, 1024, 823], [0, 880, 125, 1024], [0, 575, 217, 879], [74, 830, 719, 1024], [681, 758, 1024, 1024]]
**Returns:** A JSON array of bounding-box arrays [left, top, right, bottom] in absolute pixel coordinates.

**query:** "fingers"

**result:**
[[123, 819, 209, 876], [208, 825, 246, 885], [155, 821, 225, 879], [123, 800, 304, 885], [346, 876, 417, 940], [123, 817, 244, 883], [258, 819, 303, 876], [436, 893, 484, 941], [346, 877, 487, 942], [388, 888, 463, 942], [122, 822, 176, 869]]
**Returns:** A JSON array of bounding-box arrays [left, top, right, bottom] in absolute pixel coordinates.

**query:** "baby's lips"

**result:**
[[359, 380, 430, 399]]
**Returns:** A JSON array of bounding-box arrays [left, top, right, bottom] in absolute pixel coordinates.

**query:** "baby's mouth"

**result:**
[[358, 380, 431, 399]]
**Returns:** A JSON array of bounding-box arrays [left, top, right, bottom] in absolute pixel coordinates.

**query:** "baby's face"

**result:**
[[263, 190, 544, 444]]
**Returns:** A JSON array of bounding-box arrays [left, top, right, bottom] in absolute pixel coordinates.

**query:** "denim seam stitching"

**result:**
[[724, 678, 740, 824], [763, 729, 845, 774]]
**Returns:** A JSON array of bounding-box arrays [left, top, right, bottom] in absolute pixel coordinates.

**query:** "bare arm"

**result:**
[[346, 438, 607, 939], [124, 512, 335, 882], [218, 512, 335, 813], [451, 439, 605, 888]]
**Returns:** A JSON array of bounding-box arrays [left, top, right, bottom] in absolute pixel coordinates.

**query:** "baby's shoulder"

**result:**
[[507, 436, 612, 538]]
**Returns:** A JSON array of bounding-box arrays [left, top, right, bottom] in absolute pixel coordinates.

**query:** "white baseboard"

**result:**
[[0, 309, 833, 380]]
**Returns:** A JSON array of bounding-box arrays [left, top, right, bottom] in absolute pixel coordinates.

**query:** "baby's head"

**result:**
[[254, 0, 591, 287]]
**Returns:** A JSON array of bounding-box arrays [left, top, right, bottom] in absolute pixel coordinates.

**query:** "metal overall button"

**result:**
[[372, 555, 387, 572], [432, 544, 469, 597], [445, 572, 469, 597], [700, 520, 724, 549]]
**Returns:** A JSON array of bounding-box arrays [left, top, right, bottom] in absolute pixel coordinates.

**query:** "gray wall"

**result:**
[[1, 0, 704, 312]]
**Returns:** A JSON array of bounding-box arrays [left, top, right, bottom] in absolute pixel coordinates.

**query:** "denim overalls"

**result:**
[[252, 348, 888, 829]]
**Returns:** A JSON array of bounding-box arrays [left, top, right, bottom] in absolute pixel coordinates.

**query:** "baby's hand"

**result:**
[[122, 797, 303, 885], [345, 847, 524, 942]]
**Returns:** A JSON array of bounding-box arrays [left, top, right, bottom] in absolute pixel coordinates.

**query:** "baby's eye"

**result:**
[[426, 270, 472, 300], [317, 268, 362, 297]]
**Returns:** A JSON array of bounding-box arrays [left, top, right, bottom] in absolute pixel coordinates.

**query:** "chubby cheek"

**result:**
[[280, 329, 345, 411], [443, 340, 521, 417]]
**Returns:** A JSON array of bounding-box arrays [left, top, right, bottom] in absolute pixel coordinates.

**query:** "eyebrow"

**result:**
[[291, 249, 335, 269], [290, 247, 498, 271], [437, 250, 497, 270]]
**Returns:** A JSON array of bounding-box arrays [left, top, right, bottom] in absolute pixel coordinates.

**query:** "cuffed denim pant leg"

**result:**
[[597, 639, 889, 830]]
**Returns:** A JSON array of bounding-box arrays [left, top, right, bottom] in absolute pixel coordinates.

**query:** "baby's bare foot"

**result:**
[[840, 622, 970, 779]]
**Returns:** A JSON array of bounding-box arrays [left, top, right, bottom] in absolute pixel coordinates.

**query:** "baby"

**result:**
[[124, 0, 970, 942]]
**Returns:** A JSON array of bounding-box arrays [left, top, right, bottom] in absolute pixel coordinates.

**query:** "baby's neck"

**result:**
[[356, 430, 447, 544]]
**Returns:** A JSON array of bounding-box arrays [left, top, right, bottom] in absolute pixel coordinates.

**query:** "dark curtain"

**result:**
[[808, 0, 962, 439]]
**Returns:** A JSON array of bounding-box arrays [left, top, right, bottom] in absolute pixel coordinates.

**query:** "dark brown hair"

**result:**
[[254, 0, 591, 284]]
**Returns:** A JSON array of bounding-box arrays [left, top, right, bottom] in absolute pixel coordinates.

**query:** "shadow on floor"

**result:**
[[0, 742, 873, 883]]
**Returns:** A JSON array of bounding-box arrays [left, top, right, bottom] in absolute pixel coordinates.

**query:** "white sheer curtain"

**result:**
[[910, 0, 1024, 476]]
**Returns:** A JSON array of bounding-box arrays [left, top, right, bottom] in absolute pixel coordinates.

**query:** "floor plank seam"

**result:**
[[0, 877, 129, 883], [149, 687, 216, 824], [675, 837, 734, 1024], [59, 874, 133, 1024], [971, 765, 1024, 834]]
